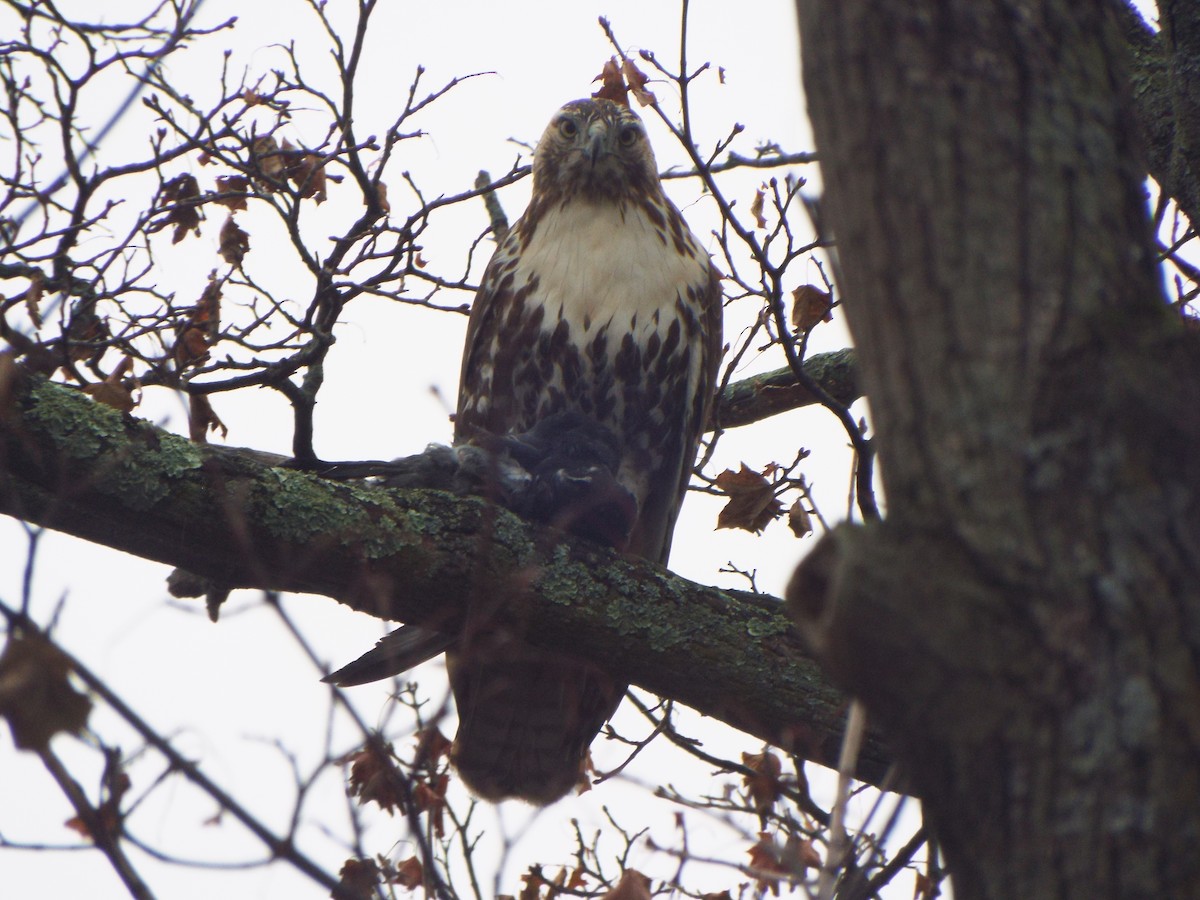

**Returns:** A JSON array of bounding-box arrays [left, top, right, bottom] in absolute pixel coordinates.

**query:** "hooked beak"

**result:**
[[587, 133, 605, 166]]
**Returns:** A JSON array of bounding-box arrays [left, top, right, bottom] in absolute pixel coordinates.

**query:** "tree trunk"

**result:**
[[792, 1, 1200, 897]]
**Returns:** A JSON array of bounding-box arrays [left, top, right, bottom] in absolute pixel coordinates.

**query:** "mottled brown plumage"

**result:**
[[327, 98, 722, 805], [449, 98, 722, 803]]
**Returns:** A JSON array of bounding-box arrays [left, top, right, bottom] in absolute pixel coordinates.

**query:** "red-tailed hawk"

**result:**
[[329, 98, 722, 804]]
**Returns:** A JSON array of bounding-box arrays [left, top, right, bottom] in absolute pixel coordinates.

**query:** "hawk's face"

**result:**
[[532, 98, 660, 205]]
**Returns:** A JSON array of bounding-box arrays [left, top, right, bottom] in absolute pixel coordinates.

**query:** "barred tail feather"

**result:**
[[448, 648, 623, 805]]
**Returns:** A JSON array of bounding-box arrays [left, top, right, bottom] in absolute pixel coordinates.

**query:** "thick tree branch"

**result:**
[[0, 372, 892, 787], [713, 348, 860, 430]]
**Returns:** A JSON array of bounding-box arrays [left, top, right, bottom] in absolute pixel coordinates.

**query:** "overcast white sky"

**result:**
[[0, 1, 912, 897]]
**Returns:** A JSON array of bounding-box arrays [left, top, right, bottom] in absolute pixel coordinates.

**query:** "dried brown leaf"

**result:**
[[82, 380, 135, 413], [791, 284, 833, 332], [519, 866, 549, 900], [746, 833, 787, 897], [592, 56, 629, 105], [24, 271, 43, 328], [289, 153, 327, 202], [787, 500, 813, 538], [334, 857, 379, 900], [158, 173, 203, 244], [750, 188, 767, 229], [601, 870, 651, 900], [565, 867, 587, 892], [252, 135, 286, 188], [782, 833, 822, 871], [715, 464, 783, 533], [218, 215, 250, 266], [413, 772, 448, 837], [413, 726, 452, 768], [0, 634, 92, 750], [66, 311, 109, 363], [391, 856, 424, 890], [345, 743, 404, 814], [188, 394, 227, 443], [214, 174, 250, 211], [742, 750, 784, 814], [622, 58, 656, 107], [174, 279, 222, 369], [174, 328, 210, 368]]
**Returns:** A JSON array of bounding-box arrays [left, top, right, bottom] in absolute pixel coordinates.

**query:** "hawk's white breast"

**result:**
[[518, 199, 707, 333]]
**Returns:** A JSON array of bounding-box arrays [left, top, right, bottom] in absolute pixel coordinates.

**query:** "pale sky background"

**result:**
[[5, 0, 1113, 895]]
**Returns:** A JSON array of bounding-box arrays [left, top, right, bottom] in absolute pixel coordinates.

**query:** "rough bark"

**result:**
[[713, 348, 860, 429], [0, 371, 891, 786], [792, 1, 1200, 898], [1116, 0, 1200, 229]]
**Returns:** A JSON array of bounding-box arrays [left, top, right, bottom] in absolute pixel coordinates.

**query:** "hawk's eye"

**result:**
[[558, 117, 579, 139], [617, 125, 641, 148]]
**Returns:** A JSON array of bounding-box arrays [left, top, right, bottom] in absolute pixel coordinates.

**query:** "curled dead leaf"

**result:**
[[391, 856, 424, 890], [413, 725, 452, 768], [156, 173, 203, 244], [252, 135, 286, 188], [174, 278, 222, 369], [24, 271, 44, 328], [0, 634, 92, 750], [787, 500, 813, 538], [174, 328, 210, 368], [218, 215, 250, 266], [622, 58, 656, 107], [601, 869, 651, 900], [334, 857, 379, 900], [82, 380, 136, 413], [716, 464, 783, 533], [742, 749, 784, 814], [592, 57, 628, 105], [289, 153, 328, 202], [791, 284, 833, 332], [413, 772, 448, 837], [750, 187, 767, 229], [344, 742, 403, 815], [214, 174, 250, 211], [66, 310, 109, 364], [746, 833, 788, 897], [519, 865, 549, 900], [188, 394, 227, 443], [782, 833, 822, 872]]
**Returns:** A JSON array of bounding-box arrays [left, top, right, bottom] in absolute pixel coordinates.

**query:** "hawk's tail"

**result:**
[[448, 646, 624, 805]]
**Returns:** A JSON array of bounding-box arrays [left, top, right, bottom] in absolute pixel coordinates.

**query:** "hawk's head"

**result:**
[[531, 98, 660, 205]]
